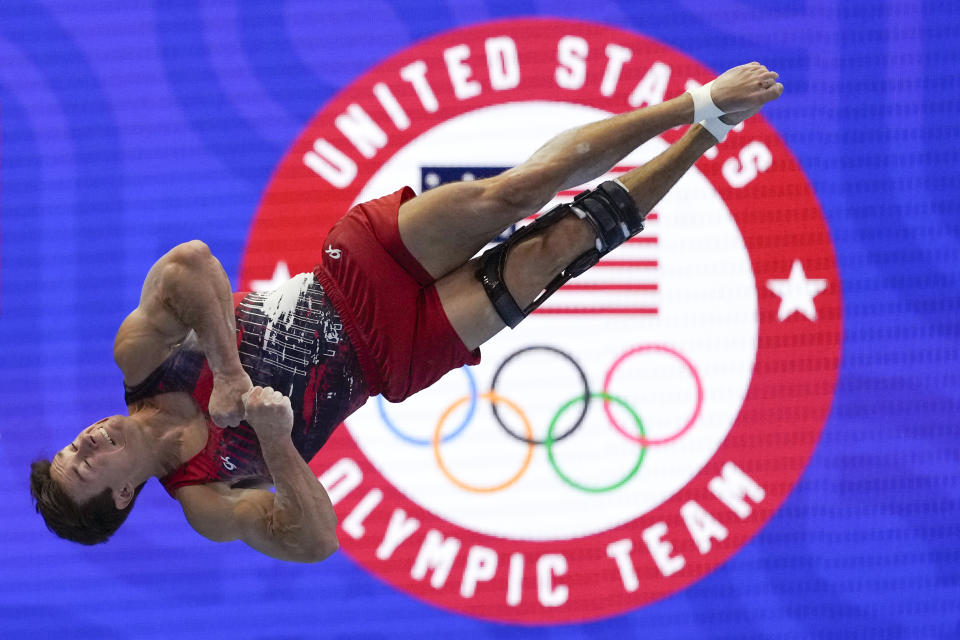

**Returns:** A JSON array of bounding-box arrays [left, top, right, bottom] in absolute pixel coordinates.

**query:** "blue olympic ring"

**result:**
[[376, 365, 477, 446]]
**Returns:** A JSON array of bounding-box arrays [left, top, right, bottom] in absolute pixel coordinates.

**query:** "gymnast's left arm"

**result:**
[[177, 386, 339, 563], [113, 240, 252, 426]]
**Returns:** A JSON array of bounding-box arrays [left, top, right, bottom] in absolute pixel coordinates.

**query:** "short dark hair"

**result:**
[[29, 459, 146, 545]]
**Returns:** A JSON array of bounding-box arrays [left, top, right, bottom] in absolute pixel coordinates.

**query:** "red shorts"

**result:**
[[313, 187, 481, 403]]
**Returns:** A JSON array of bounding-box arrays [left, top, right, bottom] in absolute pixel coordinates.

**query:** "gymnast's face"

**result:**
[[50, 416, 141, 507]]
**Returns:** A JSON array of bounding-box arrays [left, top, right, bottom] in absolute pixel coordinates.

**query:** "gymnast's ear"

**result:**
[[114, 483, 135, 510]]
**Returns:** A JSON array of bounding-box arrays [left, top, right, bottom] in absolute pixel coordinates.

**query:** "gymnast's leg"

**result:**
[[397, 63, 782, 281], [434, 120, 742, 351]]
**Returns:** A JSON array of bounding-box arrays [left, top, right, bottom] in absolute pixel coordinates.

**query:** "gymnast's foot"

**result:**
[[709, 62, 784, 115], [720, 104, 763, 126], [686, 62, 784, 127]]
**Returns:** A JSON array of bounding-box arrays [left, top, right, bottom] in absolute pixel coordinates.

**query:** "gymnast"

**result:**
[[31, 63, 782, 562]]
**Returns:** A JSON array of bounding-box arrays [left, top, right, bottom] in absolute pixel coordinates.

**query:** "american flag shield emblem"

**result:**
[[421, 165, 659, 316]]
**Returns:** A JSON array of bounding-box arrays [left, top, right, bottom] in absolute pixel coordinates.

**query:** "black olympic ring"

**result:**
[[489, 345, 590, 445]]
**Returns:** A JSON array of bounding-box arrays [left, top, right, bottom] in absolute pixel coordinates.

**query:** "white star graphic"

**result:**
[[250, 260, 291, 292], [765, 259, 828, 321]]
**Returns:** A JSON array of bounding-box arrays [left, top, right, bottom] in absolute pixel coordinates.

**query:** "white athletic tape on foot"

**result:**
[[689, 81, 725, 122], [702, 117, 734, 144]]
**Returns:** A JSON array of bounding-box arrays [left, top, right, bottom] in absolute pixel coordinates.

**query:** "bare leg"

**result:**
[[399, 63, 782, 280], [399, 95, 695, 280], [436, 124, 721, 351]]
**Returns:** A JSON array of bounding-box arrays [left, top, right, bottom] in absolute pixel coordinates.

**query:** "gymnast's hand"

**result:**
[[209, 370, 253, 428], [241, 386, 294, 441]]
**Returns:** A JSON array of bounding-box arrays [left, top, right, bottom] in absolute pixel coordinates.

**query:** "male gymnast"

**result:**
[[31, 63, 783, 562]]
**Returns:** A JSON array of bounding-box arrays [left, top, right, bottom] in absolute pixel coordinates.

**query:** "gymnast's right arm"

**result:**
[[113, 239, 251, 427], [175, 387, 339, 563]]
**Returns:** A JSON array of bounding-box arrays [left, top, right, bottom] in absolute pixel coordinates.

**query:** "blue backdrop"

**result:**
[[1, 1, 958, 638]]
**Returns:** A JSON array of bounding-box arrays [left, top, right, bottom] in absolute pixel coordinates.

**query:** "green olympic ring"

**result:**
[[545, 392, 647, 493]]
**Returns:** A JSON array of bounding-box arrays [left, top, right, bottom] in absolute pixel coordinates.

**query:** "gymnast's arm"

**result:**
[[113, 239, 251, 426], [176, 387, 339, 563]]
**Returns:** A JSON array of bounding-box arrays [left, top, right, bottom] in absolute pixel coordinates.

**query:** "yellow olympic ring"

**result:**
[[432, 391, 535, 493]]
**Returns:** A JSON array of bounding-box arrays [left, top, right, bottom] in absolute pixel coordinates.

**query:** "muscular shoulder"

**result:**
[[176, 482, 274, 543], [177, 483, 254, 541], [114, 242, 212, 385]]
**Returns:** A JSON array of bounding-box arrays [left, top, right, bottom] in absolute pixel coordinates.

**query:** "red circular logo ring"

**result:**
[[241, 18, 841, 624]]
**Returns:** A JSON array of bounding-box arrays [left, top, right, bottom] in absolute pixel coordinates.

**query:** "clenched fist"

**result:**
[[241, 386, 294, 441], [209, 371, 253, 427]]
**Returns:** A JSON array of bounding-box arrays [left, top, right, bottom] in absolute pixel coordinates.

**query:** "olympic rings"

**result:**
[[433, 392, 535, 493], [376, 366, 477, 446], [602, 345, 704, 446], [373, 344, 704, 493], [545, 392, 647, 493], [489, 345, 590, 444]]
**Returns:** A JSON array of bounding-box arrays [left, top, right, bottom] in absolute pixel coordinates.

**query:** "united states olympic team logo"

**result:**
[[240, 19, 841, 624]]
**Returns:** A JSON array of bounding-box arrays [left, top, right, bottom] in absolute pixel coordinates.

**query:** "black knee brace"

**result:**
[[476, 180, 645, 328]]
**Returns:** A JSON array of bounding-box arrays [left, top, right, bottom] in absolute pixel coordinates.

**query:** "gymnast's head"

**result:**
[[30, 415, 157, 544]]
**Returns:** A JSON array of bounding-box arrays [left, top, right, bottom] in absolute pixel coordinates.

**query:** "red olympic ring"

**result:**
[[601, 344, 704, 446]]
